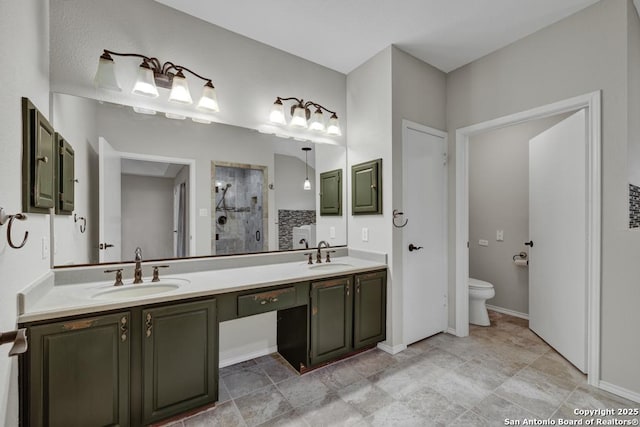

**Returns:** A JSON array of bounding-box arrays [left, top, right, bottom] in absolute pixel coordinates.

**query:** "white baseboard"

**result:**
[[446, 327, 457, 336], [599, 381, 640, 403], [486, 304, 529, 320], [377, 342, 407, 355], [219, 345, 278, 368]]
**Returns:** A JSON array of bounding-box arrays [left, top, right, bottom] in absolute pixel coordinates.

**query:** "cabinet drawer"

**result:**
[[238, 286, 296, 317]]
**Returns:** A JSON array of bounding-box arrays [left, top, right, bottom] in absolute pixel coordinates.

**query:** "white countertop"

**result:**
[[19, 256, 386, 323]]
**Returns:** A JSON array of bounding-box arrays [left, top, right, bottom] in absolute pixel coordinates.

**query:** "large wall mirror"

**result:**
[[51, 93, 347, 267]]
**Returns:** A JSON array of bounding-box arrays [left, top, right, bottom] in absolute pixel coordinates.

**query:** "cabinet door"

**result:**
[[310, 277, 352, 366], [28, 312, 130, 427], [354, 271, 387, 349], [56, 133, 75, 215], [352, 159, 382, 214], [319, 169, 342, 215], [142, 299, 217, 424]]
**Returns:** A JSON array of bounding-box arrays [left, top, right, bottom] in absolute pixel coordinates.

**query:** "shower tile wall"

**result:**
[[214, 166, 265, 255], [630, 183, 640, 228], [278, 210, 316, 250]]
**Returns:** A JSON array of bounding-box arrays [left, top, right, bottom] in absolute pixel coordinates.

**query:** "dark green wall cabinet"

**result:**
[[22, 98, 56, 213], [352, 159, 382, 214], [55, 134, 75, 215], [26, 312, 131, 427], [142, 300, 218, 424], [319, 169, 342, 215]]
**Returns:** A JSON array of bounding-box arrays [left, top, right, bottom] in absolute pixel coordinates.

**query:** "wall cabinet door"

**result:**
[[319, 169, 342, 215], [142, 299, 217, 425], [310, 277, 352, 366], [27, 312, 130, 427], [56, 133, 75, 214], [352, 159, 382, 214], [354, 271, 387, 349]]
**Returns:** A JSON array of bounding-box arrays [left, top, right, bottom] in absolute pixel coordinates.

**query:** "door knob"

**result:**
[[524, 240, 534, 247], [408, 243, 423, 252]]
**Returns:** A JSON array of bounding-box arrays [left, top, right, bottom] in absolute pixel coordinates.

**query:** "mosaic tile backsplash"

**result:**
[[630, 183, 640, 228], [278, 210, 316, 250]]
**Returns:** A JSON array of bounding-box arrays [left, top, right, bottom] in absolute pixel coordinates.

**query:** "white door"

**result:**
[[98, 137, 122, 263], [403, 123, 448, 345], [529, 109, 587, 372]]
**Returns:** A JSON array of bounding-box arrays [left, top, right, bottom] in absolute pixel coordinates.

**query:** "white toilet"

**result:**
[[468, 278, 495, 326]]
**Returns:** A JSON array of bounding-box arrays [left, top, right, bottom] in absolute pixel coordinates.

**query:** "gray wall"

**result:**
[[274, 154, 316, 211], [0, 2, 50, 425], [121, 174, 175, 260], [469, 114, 569, 315], [447, 0, 640, 395]]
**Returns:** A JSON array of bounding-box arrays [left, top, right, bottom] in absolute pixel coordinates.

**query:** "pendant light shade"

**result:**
[[290, 105, 308, 128], [168, 70, 193, 104], [269, 99, 286, 125], [132, 62, 159, 98], [196, 82, 219, 112], [326, 113, 342, 136], [94, 54, 122, 92], [303, 178, 311, 191], [308, 108, 325, 132], [302, 147, 312, 191]]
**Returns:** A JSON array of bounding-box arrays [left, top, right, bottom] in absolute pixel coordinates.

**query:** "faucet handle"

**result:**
[[151, 265, 170, 282], [303, 253, 313, 265], [104, 269, 124, 286], [326, 250, 337, 263]]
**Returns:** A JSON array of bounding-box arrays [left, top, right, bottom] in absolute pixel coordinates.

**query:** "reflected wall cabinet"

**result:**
[[351, 159, 382, 215], [22, 98, 56, 213], [319, 169, 342, 215], [55, 133, 75, 215]]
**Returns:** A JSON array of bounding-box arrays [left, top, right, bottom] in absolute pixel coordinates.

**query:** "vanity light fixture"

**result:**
[[302, 147, 312, 191], [94, 50, 219, 112], [270, 97, 341, 137]]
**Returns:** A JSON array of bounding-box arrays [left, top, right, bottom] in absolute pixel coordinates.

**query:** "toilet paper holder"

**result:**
[[512, 251, 528, 261], [0, 329, 28, 357]]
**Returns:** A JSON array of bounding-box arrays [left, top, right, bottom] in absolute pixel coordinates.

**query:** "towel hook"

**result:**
[[74, 214, 87, 234], [392, 209, 408, 228], [0, 208, 29, 249]]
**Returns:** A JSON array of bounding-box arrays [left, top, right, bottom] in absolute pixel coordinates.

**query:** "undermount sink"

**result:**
[[91, 279, 189, 300], [308, 262, 354, 270]]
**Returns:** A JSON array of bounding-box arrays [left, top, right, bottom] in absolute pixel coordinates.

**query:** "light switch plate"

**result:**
[[496, 230, 504, 241], [199, 208, 208, 217], [42, 237, 50, 260], [362, 227, 369, 242], [330, 226, 336, 238], [479, 239, 489, 247]]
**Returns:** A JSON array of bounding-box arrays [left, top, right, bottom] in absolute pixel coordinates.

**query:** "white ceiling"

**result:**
[[155, 0, 599, 73]]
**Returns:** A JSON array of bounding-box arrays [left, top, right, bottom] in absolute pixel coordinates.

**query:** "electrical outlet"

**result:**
[[199, 208, 208, 217], [479, 239, 489, 247], [330, 226, 336, 238], [362, 227, 369, 242], [42, 237, 50, 260], [496, 230, 504, 241]]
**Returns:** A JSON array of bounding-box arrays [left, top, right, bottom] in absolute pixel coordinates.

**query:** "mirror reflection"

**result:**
[[51, 93, 347, 266]]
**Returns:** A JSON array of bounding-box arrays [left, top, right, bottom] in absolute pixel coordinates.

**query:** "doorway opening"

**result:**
[[454, 92, 601, 386]]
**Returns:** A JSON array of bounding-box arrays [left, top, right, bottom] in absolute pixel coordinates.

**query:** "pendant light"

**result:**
[[302, 147, 312, 191]]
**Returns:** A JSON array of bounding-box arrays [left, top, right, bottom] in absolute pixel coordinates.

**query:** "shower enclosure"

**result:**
[[211, 162, 267, 255]]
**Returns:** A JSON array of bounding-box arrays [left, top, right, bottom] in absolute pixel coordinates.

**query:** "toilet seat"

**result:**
[[469, 278, 493, 289]]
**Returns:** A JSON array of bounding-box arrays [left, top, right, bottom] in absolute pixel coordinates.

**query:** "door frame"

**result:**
[[402, 119, 449, 343], [119, 151, 197, 257], [454, 91, 601, 386]]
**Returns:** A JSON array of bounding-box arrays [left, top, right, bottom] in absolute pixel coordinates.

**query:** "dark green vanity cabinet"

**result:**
[[22, 98, 56, 213], [319, 169, 342, 215], [353, 270, 387, 349], [351, 159, 382, 214], [310, 277, 353, 365], [26, 312, 131, 427], [55, 133, 75, 215], [142, 299, 218, 425]]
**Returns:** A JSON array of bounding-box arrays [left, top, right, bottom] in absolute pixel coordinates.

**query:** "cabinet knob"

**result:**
[[37, 156, 48, 164]]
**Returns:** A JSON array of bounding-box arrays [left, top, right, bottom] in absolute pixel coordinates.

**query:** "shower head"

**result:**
[[226, 183, 232, 188]]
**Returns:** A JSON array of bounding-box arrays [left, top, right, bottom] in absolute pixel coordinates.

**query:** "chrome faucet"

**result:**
[[316, 241, 329, 264], [134, 247, 143, 284]]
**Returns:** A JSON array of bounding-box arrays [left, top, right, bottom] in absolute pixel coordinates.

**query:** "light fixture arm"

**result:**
[[274, 97, 338, 119], [304, 101, 337, 116], [162, 62, 214, 85]]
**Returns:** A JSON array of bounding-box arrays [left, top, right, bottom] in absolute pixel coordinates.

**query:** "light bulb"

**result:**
[[308, 108, 325, 132], [326, 113, 341, 136], [290, 105, 308, 128], [168, 70, 193, 104], [94, 53, 121, 91], [197, 82, 219, 112], [269, 99, 286, 125], [132, 62, 159, 98]]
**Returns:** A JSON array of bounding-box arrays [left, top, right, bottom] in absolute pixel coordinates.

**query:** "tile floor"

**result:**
[[164, 311, 639, 426]]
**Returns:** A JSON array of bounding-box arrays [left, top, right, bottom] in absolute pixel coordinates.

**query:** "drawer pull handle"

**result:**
[[270, 297, 278, 303], [260, 300, 267, 305]]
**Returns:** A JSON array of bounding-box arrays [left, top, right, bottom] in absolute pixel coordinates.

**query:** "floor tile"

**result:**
[[220, 359, 258, 377], [218, 381, 232, 403], [472, 393, 537, 424], [337, 378, 395, 416], [276, 373, 331, 408], [298, 393, 365, 427], [260, 357, 299, 384], [255, 409, 309, 427], [529, 350, 587, 386], [313, 360, 365, 391], [448, 410, 492, 427], [234, 385, 293, 427], [182, 401, 245, 427], [342, 348, 397, 377], [427, 369, 494, 409], [222, 365, 274, 399], [418, 346, 467, 370], [401, 386, 466, 425], [365, 401, 424, 427]]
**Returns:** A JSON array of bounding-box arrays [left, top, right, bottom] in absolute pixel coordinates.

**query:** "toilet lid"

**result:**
[[468, 278, 493, 289]]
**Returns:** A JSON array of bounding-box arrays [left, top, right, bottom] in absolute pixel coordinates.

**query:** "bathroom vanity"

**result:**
[[17, 253, 386, 426]]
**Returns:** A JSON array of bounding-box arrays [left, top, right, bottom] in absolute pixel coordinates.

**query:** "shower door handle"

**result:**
[[256, 230, 261, 241]]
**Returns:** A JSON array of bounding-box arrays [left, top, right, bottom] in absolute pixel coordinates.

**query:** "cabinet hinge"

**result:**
[[443, 152, 448, 166]]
